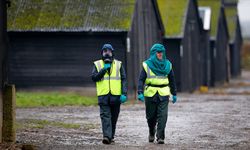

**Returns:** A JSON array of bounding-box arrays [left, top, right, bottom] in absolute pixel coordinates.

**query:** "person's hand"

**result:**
[[138, 93, 145, 102], [120, 94, 127, 103], [103, 63, 111, 70], [172, 95, 177, 104]]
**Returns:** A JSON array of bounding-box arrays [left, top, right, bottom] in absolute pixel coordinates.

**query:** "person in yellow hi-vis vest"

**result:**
[[91, 44, 127, 144], [137, 43, 177, 144]]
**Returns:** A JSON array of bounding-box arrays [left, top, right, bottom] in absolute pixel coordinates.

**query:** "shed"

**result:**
[[157, 0, 203, 92], [199, 7, 212, 86], [7, 0, 164, 95], [198, 0, 230, 86], [224, 4, 243, 77]]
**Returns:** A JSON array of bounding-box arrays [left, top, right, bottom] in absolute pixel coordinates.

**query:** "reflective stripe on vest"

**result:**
[[94, 59, 122, 96], [143, 62, 171, 97]]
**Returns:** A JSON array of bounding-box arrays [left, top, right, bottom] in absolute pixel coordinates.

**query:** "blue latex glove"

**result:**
[[138, 93, 145, 102], [103, 63, 111, 70], [120, 94, 127, 103], [172, 95, 177, 104]]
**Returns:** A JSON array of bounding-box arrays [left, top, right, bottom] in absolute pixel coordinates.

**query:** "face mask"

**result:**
[[102, 51, 113, 63]]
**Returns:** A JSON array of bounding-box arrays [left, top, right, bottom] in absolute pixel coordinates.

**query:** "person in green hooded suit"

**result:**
[[137, 43, 177, 144]]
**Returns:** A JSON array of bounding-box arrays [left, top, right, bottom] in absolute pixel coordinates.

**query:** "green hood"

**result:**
[[145, 44, 171, 76]]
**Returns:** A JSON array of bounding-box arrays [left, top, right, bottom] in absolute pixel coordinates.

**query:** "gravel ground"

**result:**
[[15, 71, 250, 150]]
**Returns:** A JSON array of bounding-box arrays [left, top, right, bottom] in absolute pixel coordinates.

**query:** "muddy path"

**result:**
[[16, 72, 250, 149]]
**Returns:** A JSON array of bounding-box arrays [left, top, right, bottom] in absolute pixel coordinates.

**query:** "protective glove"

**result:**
[[120, 94, 127, 103], [138, 93, 145, 102], [103, 63, 111, 70], [172, 95, 177, 104]]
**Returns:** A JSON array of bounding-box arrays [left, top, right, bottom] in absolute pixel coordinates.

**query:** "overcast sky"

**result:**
[[238, 0, 250, 39]]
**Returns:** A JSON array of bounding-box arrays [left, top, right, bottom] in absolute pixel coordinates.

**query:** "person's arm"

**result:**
[[91, 64, 107, 82], [168, 69, 177, 96], [137, 68, 147, 94], [120, 64, 127, 95]]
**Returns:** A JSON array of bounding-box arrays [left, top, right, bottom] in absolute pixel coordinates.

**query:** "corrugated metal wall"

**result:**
[[127, 0, 163, 95], [8, 32, 126, 87]]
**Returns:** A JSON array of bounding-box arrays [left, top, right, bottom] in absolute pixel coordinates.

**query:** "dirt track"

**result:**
[[15, 71, 250, 150]]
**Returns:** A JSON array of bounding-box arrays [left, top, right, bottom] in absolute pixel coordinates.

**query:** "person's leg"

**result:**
[[156, 100, 169, 144], [110, 102, 121, 141], [145, 97, 157, 142], [99, 105, 112, 144]]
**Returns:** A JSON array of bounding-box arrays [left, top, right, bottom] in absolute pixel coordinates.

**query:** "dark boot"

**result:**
[[148, 127, 155, 143], [102, 137, 111, 144], [148, 135, 155, 143], [157, 139, 164, 144]]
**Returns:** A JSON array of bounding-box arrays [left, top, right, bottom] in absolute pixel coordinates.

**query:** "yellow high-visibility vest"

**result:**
[[142, 62, 171, 97], [94, 59, 122, 96]]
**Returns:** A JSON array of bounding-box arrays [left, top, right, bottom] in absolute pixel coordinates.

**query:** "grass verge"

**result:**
[[16, 119, 81, 129], [16, 92, 98, 108]]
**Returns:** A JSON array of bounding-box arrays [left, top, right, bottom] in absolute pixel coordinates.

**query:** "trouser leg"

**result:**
[[99, 105, 112, 139], [156, 100, 169, 140], [145, 97, 157, 136], [110, 103, 120, 139]]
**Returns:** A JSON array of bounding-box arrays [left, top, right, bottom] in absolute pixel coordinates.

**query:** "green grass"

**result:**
[[36, 0, 67, 29], [16, 92, 98, 108], [157, 0, 188, 36], [8, 0, 136, 31], [198, 0, 221, 37], [16, 119, 81, 129]]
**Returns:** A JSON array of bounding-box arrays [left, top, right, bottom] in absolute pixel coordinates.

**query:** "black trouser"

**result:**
[[145, 95, 169, 140], [99, 102, 120, 140]]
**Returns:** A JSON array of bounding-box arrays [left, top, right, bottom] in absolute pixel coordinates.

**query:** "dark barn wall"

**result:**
[[190, 0, 202, 90], [8, 32, 126, 88], [127, 0, 163, 95], [200, 30, 211, 86], [214, 8, 229, 84], [164, 38, 181, 91], [230, 17, 242, 77], [210, 40, 216, 86], [180, 0, 202, 92], [181, 22, 194, 91]]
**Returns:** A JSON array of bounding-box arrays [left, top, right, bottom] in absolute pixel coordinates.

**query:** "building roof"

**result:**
[[157, 0, 188, 37], [197, 0, 221, 37], [7, 0, 136, 32], [224, 6, 238, 41]]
